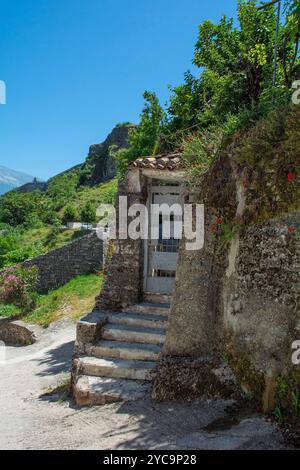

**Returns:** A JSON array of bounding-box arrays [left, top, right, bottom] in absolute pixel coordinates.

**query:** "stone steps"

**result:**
[[76, 356, 156, 381], [86, 340, 162, 362], [73, 300, 169, 406], [102, 324, 165, 345], [123, 302, 170, 316], [75, 376, 151, 406], [144, 293, 171, 305], [106, 311, 168, 330]]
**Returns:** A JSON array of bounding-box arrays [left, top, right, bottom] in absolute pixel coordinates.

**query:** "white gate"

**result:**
[[144, 183, 182, 295]]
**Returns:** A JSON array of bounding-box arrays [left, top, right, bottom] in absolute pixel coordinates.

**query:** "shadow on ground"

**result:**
[[34, 340, 74, 377]]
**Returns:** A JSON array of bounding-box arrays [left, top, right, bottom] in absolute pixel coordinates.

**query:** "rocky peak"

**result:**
[[87, 125, 134, 184]]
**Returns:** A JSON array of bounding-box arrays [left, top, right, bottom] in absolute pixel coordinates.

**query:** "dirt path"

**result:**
[[0, 319, 288, 450]]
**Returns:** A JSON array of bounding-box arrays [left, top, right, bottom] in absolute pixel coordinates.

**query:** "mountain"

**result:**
[[51, 124, 133, 186], [0, 165, 36, 195], [0, 124, 132, 198]]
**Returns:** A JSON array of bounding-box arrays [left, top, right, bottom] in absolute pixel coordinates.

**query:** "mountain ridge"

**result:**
[[0, 165, 37, 195]]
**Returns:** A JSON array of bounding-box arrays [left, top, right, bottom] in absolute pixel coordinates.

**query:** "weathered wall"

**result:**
[[223, 213, 300, 409], [0, 232, 104, 293], [164, 210, 224, 357], [164, 155, 237, 358], [156, 108, 300, 409], [95, 170, 147, 310]]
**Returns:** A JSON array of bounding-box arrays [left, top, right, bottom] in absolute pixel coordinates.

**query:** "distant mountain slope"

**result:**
[[49, 124, 133, 187], [0, 165, 36, 195]]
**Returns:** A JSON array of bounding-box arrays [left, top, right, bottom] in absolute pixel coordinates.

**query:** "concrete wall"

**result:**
[[0, 232, 104, 294]]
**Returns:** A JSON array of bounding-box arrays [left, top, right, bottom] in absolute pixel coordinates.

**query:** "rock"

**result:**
[[88, 125, 134, 184], [0, 318, 38, 346]]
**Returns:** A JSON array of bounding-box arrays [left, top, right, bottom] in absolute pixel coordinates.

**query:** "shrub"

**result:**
[[1, 245, 45, 268], [182, 128, 223, 188], [62, 205, 78, 225], [0, 266, 39, 312], [80, 202, 96, 224], [22, 213, 44, 230]]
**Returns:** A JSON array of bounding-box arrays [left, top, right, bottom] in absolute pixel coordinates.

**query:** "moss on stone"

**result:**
[[227, 350, 265, 404], [274, 370, 300, 423], [152, 356, 238, 402]]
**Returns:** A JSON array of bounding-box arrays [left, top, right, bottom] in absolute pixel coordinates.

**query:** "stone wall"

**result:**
[[95, 170, 147, 310], [1, 232, 104, 294], [156, 145, 300, 410], [223, 212, 300, 410]]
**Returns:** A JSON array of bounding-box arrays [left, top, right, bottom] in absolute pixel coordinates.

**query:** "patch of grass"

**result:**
[[0, 303, 21, 318], [0, 273, 103, 327]]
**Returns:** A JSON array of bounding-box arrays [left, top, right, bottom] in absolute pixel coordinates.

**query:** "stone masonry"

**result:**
[[0, 232, 104, 293]]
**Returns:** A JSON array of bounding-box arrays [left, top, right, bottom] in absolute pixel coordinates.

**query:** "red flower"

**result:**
[[210, 224, 217, 234], [288, 172, 296, 183], [288, 226, 294, 234], [216, 217, 223, 225]]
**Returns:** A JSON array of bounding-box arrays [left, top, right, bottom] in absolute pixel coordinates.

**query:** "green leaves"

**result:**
[[80, 201, 97, 224], [114, 91, 164, 176]]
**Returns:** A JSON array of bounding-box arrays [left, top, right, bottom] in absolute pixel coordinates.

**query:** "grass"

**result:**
[[64, 178, 118, 212], [0, 273, 103, 327], [20, 227, 84, 251]]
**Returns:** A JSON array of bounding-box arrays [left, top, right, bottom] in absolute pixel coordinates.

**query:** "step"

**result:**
[[76, 356, 156, 381], [107, 311, 168, 330], [144, 293, 171, 304], [102, 324, 166, 345], [124, 302, 170, 316], [86, 340, 162, 362], [74, 375, 150, 406]]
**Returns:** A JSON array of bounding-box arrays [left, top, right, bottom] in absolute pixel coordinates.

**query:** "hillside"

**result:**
[[0, 165, 36, 195], [0, 124, 132, 268]]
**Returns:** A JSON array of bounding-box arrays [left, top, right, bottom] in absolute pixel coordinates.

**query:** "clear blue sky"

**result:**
[[0, 0, 238, 180]]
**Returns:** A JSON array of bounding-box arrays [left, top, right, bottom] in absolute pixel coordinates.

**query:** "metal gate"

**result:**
[[144, 183, 182, 295]]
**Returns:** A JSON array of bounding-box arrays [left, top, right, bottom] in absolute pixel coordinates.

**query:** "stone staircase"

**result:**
[[73, 296, 170, 406]]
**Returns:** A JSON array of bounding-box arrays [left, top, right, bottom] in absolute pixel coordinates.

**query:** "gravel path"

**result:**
[[0, 319, 288, 450]]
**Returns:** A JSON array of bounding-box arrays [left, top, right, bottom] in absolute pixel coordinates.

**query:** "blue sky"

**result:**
[[0, 0, 238, 180]]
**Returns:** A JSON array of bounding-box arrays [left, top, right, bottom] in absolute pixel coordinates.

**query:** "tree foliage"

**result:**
[[161, 0, 300, 141], [80, 202, 96, 224], [114, 91, 165, 176]]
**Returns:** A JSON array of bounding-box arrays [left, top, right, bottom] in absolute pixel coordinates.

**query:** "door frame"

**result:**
[[143, 178, 182, 295]]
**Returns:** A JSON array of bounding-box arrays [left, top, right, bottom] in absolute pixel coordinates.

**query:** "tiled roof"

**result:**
[[129, 152, 182, 171]]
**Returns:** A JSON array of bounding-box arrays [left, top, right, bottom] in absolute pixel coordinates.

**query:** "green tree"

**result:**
[[80, 202, 96, 224], [0, 192, 37, 226], [114, 91, 165, 176], [62, 204, 78, 224], [163, 0, 299, 141], [279, 0, 300, 87]]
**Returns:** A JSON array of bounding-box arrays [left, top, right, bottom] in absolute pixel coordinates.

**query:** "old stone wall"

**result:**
[[157, 140, 300, 410], [0, 232, 104, 294], [223, 213, 300, 409], [95, 170, 147, 310]]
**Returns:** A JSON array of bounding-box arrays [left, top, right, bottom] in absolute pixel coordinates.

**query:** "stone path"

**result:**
[[0, 317, 288, 450]]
